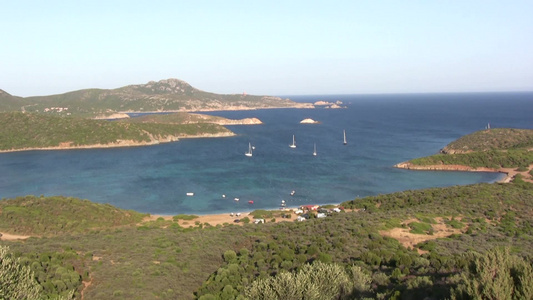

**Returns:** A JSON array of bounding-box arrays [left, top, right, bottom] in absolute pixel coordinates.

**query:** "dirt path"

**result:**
[[0, 232, 30, 240], [379, 217, 463, 254]]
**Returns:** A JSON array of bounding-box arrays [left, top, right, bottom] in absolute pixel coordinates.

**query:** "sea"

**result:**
[[1, 92, 532, 215]]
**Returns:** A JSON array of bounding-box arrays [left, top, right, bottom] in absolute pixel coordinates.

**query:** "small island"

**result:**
[[299, 118, 320, 124], [313, 100, 346, 109]]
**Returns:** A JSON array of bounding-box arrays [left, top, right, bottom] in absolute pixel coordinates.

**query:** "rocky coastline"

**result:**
[[394, 161, 514, 183]]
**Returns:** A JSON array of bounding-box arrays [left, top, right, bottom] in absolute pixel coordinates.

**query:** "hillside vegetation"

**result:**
[[0, 79, 309, 117], [0, 112, 233, 151], [441, 128, 533, 153], [120, 112, 262, 125], [0, 195, 147, 236], [1, 180, 532, 299], [403, 128, 533, 172]]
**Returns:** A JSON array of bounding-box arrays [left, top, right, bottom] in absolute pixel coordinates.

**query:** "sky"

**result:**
[[2, 1, 533, 97]]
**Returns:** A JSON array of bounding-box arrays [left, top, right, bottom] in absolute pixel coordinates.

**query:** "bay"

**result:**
[[1, 92, 531, 215]]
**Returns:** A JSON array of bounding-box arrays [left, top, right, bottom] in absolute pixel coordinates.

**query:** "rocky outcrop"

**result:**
[[394, 161, 498, 172], [300, 118, 320, 124], [215, 117, 262, 125], [313, 100, 345, 109]]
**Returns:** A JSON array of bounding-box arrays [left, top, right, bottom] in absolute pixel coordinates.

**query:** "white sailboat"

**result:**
[[343, 130, 347, 145], [313, 143, 317, 156], [289, 135, 296, 148], [245, 142, 253, 157]]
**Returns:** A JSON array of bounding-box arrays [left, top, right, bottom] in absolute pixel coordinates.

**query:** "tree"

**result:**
[[450, 247, 533, 300], [245, 261, 352, 300], [0, 245, 41, 300]]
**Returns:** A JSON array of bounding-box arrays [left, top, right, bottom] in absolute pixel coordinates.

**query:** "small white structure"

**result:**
[[294, 209, 304, 214], [297, 216, 306, 222], [236, 212, 241, 217], [317, 213, 327, 218], [332, 208, 341, 213], [254, 219, 265, 224]]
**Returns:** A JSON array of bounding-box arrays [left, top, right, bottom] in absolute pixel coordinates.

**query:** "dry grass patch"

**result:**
[[379, 217, 464, 253]]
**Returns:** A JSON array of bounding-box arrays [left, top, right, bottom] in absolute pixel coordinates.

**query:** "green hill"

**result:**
[[0, 195, 147, 236], [401, 128, 533, 171], [441, 128, 533, 154], [0, 112, 233, 151], [0, 79, 309, 117]]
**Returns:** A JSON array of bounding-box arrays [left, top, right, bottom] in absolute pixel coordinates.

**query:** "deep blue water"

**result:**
[[1, 92, 532, 215]]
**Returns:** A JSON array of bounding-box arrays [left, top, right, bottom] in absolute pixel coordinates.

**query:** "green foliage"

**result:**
[[442, 128, 533, 152], [245, 261, 352, 300], [0, 195, 147, 236], [0, 246, 41, 300], [173, 214, 199, 221], [410, 149, 533, 169], [408, 222, 433, 235], [450, 248, 533, 300], [446, 218, 465, 229]]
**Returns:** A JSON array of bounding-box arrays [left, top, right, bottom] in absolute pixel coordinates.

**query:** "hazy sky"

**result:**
[[2, 1, 533, 97]]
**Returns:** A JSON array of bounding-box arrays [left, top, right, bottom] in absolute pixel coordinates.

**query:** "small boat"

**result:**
[[290, 190, 295, 196], [289, 135, 296, 148], [234, 198, 240, 201], [186, 192, 194, 196], [313, 143, 317, 156], [245, 142, 253, 157], [248, 200, 254, 204], [281, 200, 286, 207], [222, 194, 226, 198], [343, 130, 347, 145]]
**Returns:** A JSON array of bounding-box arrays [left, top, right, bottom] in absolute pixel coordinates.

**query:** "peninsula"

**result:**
[[395, 128, 533, 183], [0, 111, 254, 152]]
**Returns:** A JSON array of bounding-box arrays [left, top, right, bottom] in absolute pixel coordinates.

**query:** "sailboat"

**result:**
[[343, 130, 347, 145], [245, 142, 253, 157], [313, 143, 317, 156], [289, 135, 296, 148]]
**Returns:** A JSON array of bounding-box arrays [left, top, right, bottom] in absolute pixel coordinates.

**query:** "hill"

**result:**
[[396, 128, 533, 182], [0, 112, 234, 152], [0, 79, 312, 117], [440, 128, 533, 154]]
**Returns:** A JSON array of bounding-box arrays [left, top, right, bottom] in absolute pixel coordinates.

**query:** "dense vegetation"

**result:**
[[441, 128, 533, 153], [0, 112, 232, 151], [410, 149, 533, 169], [0, 180, 531, 299], [0, 195, 146, 236], [408, 128, 533, 170], [0, 79, 303, 116]]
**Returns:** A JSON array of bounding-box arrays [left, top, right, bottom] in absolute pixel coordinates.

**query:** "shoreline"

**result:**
[[394, 161, 530, 183], [147, 203, 346, 227], [0, 132, 236, 154]]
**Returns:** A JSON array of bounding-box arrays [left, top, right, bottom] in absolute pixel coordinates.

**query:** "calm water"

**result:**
[[1, 92, 532, 215]]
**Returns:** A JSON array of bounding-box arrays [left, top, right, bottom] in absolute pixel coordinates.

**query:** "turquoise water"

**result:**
[[1, 92, 531, 214]]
